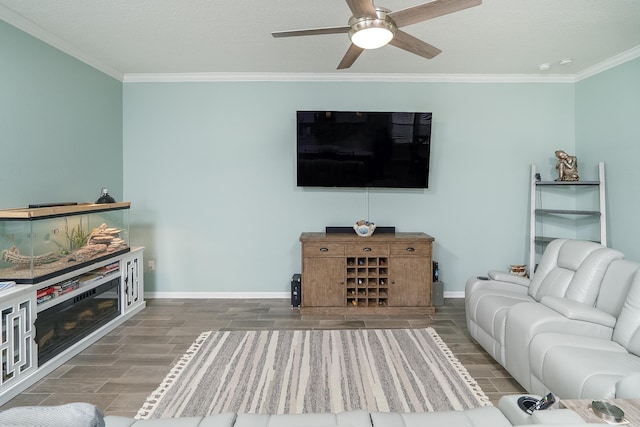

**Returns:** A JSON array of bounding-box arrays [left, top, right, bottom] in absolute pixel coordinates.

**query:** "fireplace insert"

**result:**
[[35, 278, 121, 364]]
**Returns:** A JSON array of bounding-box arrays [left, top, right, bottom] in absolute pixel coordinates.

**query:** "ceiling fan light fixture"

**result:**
[[350, 26, 394, 49], [348, 9, 397, 50]]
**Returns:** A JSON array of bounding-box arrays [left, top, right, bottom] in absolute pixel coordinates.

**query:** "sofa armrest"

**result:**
[[540, 296, 616, 328], [488, 270, 531, 287], [615, 372, 640, 398]]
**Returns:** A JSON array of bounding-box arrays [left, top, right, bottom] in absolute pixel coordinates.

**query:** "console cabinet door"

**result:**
[[302, 257, 345, 307], [388, 257, 431, 307], [122, 250, 143, 313], [0, 291, 36, 389]]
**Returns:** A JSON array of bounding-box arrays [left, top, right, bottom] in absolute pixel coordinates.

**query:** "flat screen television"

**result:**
[[296, 111, 432, 188]]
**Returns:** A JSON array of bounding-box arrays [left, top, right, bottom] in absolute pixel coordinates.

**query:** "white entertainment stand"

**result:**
[[0, 247, 144, 405]]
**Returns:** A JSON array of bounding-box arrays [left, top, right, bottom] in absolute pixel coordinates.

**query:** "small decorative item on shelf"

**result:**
[[354, 220, 376, 237], [509, 264, 527, 277], [554, 150, 579, 181], [95, 187, 116, 204]]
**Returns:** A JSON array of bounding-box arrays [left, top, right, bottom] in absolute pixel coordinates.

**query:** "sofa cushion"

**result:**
[[107, 417, 206, 427], [527, 240, 623, 304], [529, 332, 640, 399], [370, 407, 512, 427], [104, 413, 237, 427], [529, 333, 626, 381], [104, 416, 138, 427], [0, 402, 104, 427], [504, 300, 615, 391], [545, 346, 640, 399], [234, 411, 371, 427], [594, 259, 640, 317]]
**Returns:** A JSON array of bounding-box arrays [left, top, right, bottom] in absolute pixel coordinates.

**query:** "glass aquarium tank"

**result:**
[[0, 203, 130, 283]]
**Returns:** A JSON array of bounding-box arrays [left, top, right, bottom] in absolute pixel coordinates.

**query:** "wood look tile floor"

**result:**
[[0, 298, 525, 417]]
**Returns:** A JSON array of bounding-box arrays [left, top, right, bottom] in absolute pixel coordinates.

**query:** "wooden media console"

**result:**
[[299, 232, 435, 315]]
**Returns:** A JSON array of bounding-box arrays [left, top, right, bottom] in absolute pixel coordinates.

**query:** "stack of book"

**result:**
[[36, 286, 57, 304], [94, 261, 120, 275], [36, 279, 80, 304], [78, 273, 104, 286]]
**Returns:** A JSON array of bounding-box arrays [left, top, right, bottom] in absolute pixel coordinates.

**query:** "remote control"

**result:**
[[528, 393, 556, 414]]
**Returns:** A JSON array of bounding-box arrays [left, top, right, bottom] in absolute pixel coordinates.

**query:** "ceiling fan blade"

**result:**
[[388, 0, 482, 28], [272, 26, 350, 38], [389, 30, 442, 59], [337, 44, 365, 69], [345, 0, 377, 18]]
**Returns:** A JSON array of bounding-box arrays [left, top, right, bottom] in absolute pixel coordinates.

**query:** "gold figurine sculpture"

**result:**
[[555, 150, 579, 181]]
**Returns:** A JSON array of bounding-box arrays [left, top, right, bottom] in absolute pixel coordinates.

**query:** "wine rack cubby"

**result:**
[[346, 256, 389, 307]]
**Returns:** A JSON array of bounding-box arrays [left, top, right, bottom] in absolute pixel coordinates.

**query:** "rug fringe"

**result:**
[[134, 330, 213, 419], [424, 328, 493, 407]]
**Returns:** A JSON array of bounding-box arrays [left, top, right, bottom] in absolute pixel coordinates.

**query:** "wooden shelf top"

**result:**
[[300, 231, 434, 242], [0, 202, 131, 219]]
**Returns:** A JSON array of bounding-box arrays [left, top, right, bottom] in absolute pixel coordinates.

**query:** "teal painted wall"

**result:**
[[123, 81, 575, 294], [0, 20, 123, 208], [576, 58, 640, 259], [8, 16, 637, 296]]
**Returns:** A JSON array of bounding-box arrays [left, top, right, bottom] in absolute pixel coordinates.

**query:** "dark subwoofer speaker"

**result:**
[[291, 274, 301, 308]]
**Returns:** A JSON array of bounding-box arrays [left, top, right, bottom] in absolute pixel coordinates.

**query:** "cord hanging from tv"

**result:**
[[296, 111, 432, 189]]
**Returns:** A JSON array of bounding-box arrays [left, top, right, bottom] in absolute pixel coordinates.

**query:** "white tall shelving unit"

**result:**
[[529, 162, 606, 274]]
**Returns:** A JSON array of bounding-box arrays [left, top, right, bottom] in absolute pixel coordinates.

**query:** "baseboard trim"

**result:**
[[144, 291, 291, 299], [444, 291, 465, 298], [144, 291, 465, 299]]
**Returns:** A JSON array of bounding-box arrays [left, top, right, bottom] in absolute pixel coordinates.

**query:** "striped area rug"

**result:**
[[136, 328, 490, 419]]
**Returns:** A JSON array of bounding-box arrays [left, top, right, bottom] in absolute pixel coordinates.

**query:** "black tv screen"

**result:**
[[296, 111, 432, 188]]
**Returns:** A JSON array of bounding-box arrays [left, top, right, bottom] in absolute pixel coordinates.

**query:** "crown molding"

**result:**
[[575, 45, 640, 82], [123, 72, 575, 84], [0, 5, 123, 81]]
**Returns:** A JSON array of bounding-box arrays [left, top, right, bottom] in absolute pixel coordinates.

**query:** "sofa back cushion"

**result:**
[[613, 272, 640, 356], [595, 259, 640, 317], [528, 239, 623, 304]]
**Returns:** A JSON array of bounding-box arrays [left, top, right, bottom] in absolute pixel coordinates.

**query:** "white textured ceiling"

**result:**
[[1, 0, 640, 79]]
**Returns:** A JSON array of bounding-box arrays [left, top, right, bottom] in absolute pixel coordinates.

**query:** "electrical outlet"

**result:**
[[148, 260, 156, 270]]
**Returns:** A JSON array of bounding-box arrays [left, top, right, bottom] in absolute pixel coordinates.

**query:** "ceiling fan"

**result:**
[[272, 0, 482, 69]]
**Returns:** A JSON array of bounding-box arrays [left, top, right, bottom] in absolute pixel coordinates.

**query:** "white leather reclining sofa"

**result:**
[[0, 400, 609, 427], [466, 238, 640, 399]]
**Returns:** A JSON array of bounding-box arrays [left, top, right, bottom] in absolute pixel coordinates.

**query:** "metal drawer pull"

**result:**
[[406, 247, 415, 252], [363, 247, 372, 252], [319, 247, 329, 252]]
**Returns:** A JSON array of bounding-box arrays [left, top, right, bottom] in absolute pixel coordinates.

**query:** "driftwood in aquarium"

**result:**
[[70, 223, 127, 262], [87, 223, 124, 247], [1, 245, 58, 266], [71, 243, 108, 262]]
